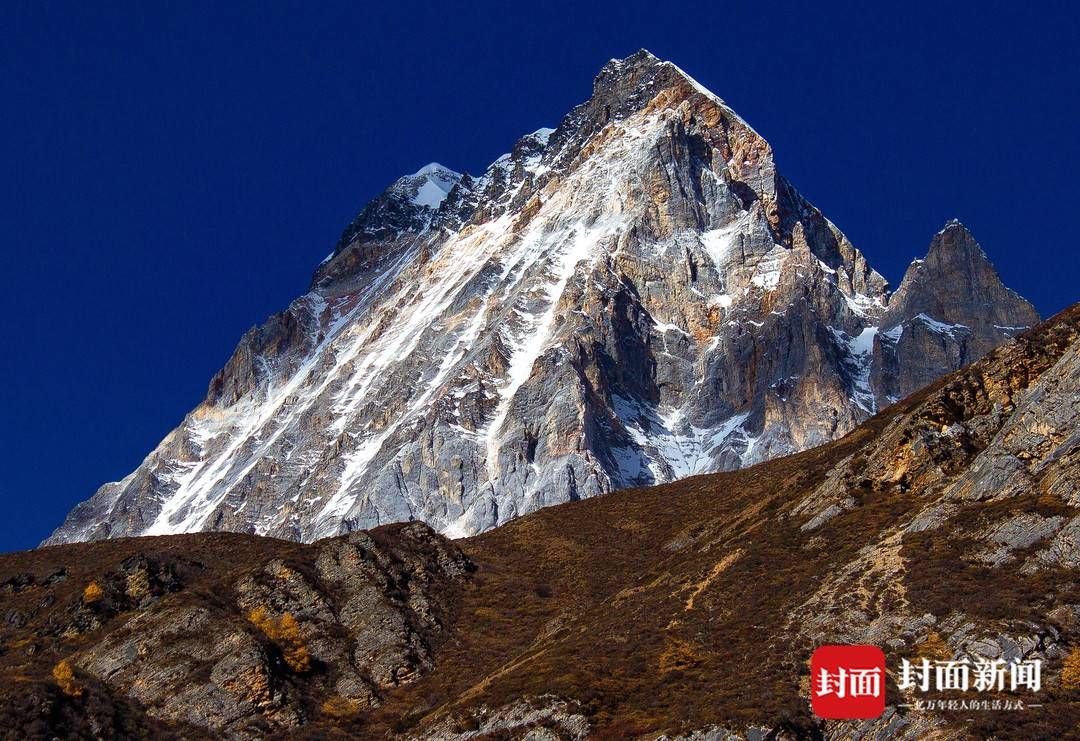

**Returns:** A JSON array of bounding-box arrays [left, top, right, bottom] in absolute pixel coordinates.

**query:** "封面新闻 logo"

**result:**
[[811, 644, 886, 719], [810, 645, 1042, 718]]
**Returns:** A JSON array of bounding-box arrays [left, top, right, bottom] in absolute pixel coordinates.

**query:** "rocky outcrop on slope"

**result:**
[[48, 51, 1039, 545], [0, 523, 471, 738]]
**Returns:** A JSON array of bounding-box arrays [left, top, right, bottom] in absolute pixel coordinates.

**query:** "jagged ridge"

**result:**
[[48, 50, 1038, 545]]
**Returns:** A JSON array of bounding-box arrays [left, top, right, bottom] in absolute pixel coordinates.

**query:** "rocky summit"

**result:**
[[47, 50, 1038, 545], [6, 304, 1080, 739]]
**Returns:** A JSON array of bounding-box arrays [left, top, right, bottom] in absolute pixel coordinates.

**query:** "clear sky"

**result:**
[[2, 1, 1077, 551]]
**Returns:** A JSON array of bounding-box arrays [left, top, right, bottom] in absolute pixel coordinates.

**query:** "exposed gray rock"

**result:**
[[414, 696, 590, 740], [824, 706, 939, 741], [1026, 515, 1080, 570], [976, 512, 1065, 565], [872, 220, 1039, 402], [944, 337, 1080, 505], [64, 523, 471, 737]]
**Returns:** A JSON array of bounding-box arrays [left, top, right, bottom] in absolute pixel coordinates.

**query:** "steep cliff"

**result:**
[[48, 51, 1037, 545]]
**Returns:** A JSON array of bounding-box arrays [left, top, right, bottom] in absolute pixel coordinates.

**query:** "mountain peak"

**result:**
[[592, 49, 682, 98], [587, 50, 717, 117], [925, 218, 988, 265], [411, 162, 458, 178], [600, 48, 661, 73], [932, 217, 976, 243], [49, 53, 1040, 553], [886, 222, 1039, 332], [593, 49, 711, 98], [577, 50, 763, 150], [595, 49, 726, 100], [327, 164, 464, 258], [397, 163, 462, 209]]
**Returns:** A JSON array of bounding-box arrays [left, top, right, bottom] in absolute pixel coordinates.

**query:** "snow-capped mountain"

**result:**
[[47, 50, 1039, 545]]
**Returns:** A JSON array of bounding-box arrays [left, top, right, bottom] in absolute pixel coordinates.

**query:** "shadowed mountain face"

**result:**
[[48, 51, 1038, 546], [6, 304, 1079, 738]]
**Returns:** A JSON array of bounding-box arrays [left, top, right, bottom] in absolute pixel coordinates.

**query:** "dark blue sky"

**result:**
[[2, 2, 1077, 551]]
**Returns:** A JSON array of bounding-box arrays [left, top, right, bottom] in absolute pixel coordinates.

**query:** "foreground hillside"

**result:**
[[4, 304, 1079, 739]]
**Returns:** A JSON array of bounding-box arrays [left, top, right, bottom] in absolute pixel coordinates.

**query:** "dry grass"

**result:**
[[320, 694, 363, 718]]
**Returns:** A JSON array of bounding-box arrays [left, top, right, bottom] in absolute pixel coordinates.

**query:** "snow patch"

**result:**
[[881, 324, 904, 342], [829, 326, 879, 414], [815, 258, 837, 275], [914, 313, 969, 336], [612, 394, 755, 482], [750, 247, 786, 291], [842, 291, 886, 319], [530, 127, 556, 145], [406, 163, 462, 209], [440, 514, 471, 540], [699, 212, 749, 274]]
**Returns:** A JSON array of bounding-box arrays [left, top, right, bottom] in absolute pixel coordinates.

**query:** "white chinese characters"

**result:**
[[815, 666, 884, 699], [898, 658, 1041, 693]]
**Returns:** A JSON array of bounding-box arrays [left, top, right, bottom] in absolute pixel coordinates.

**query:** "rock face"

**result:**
[[7, 305, 1080, 739], [47, 50, 1038, 545], [872, 219, 1041, 401], [0, 523, 472, 738]]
